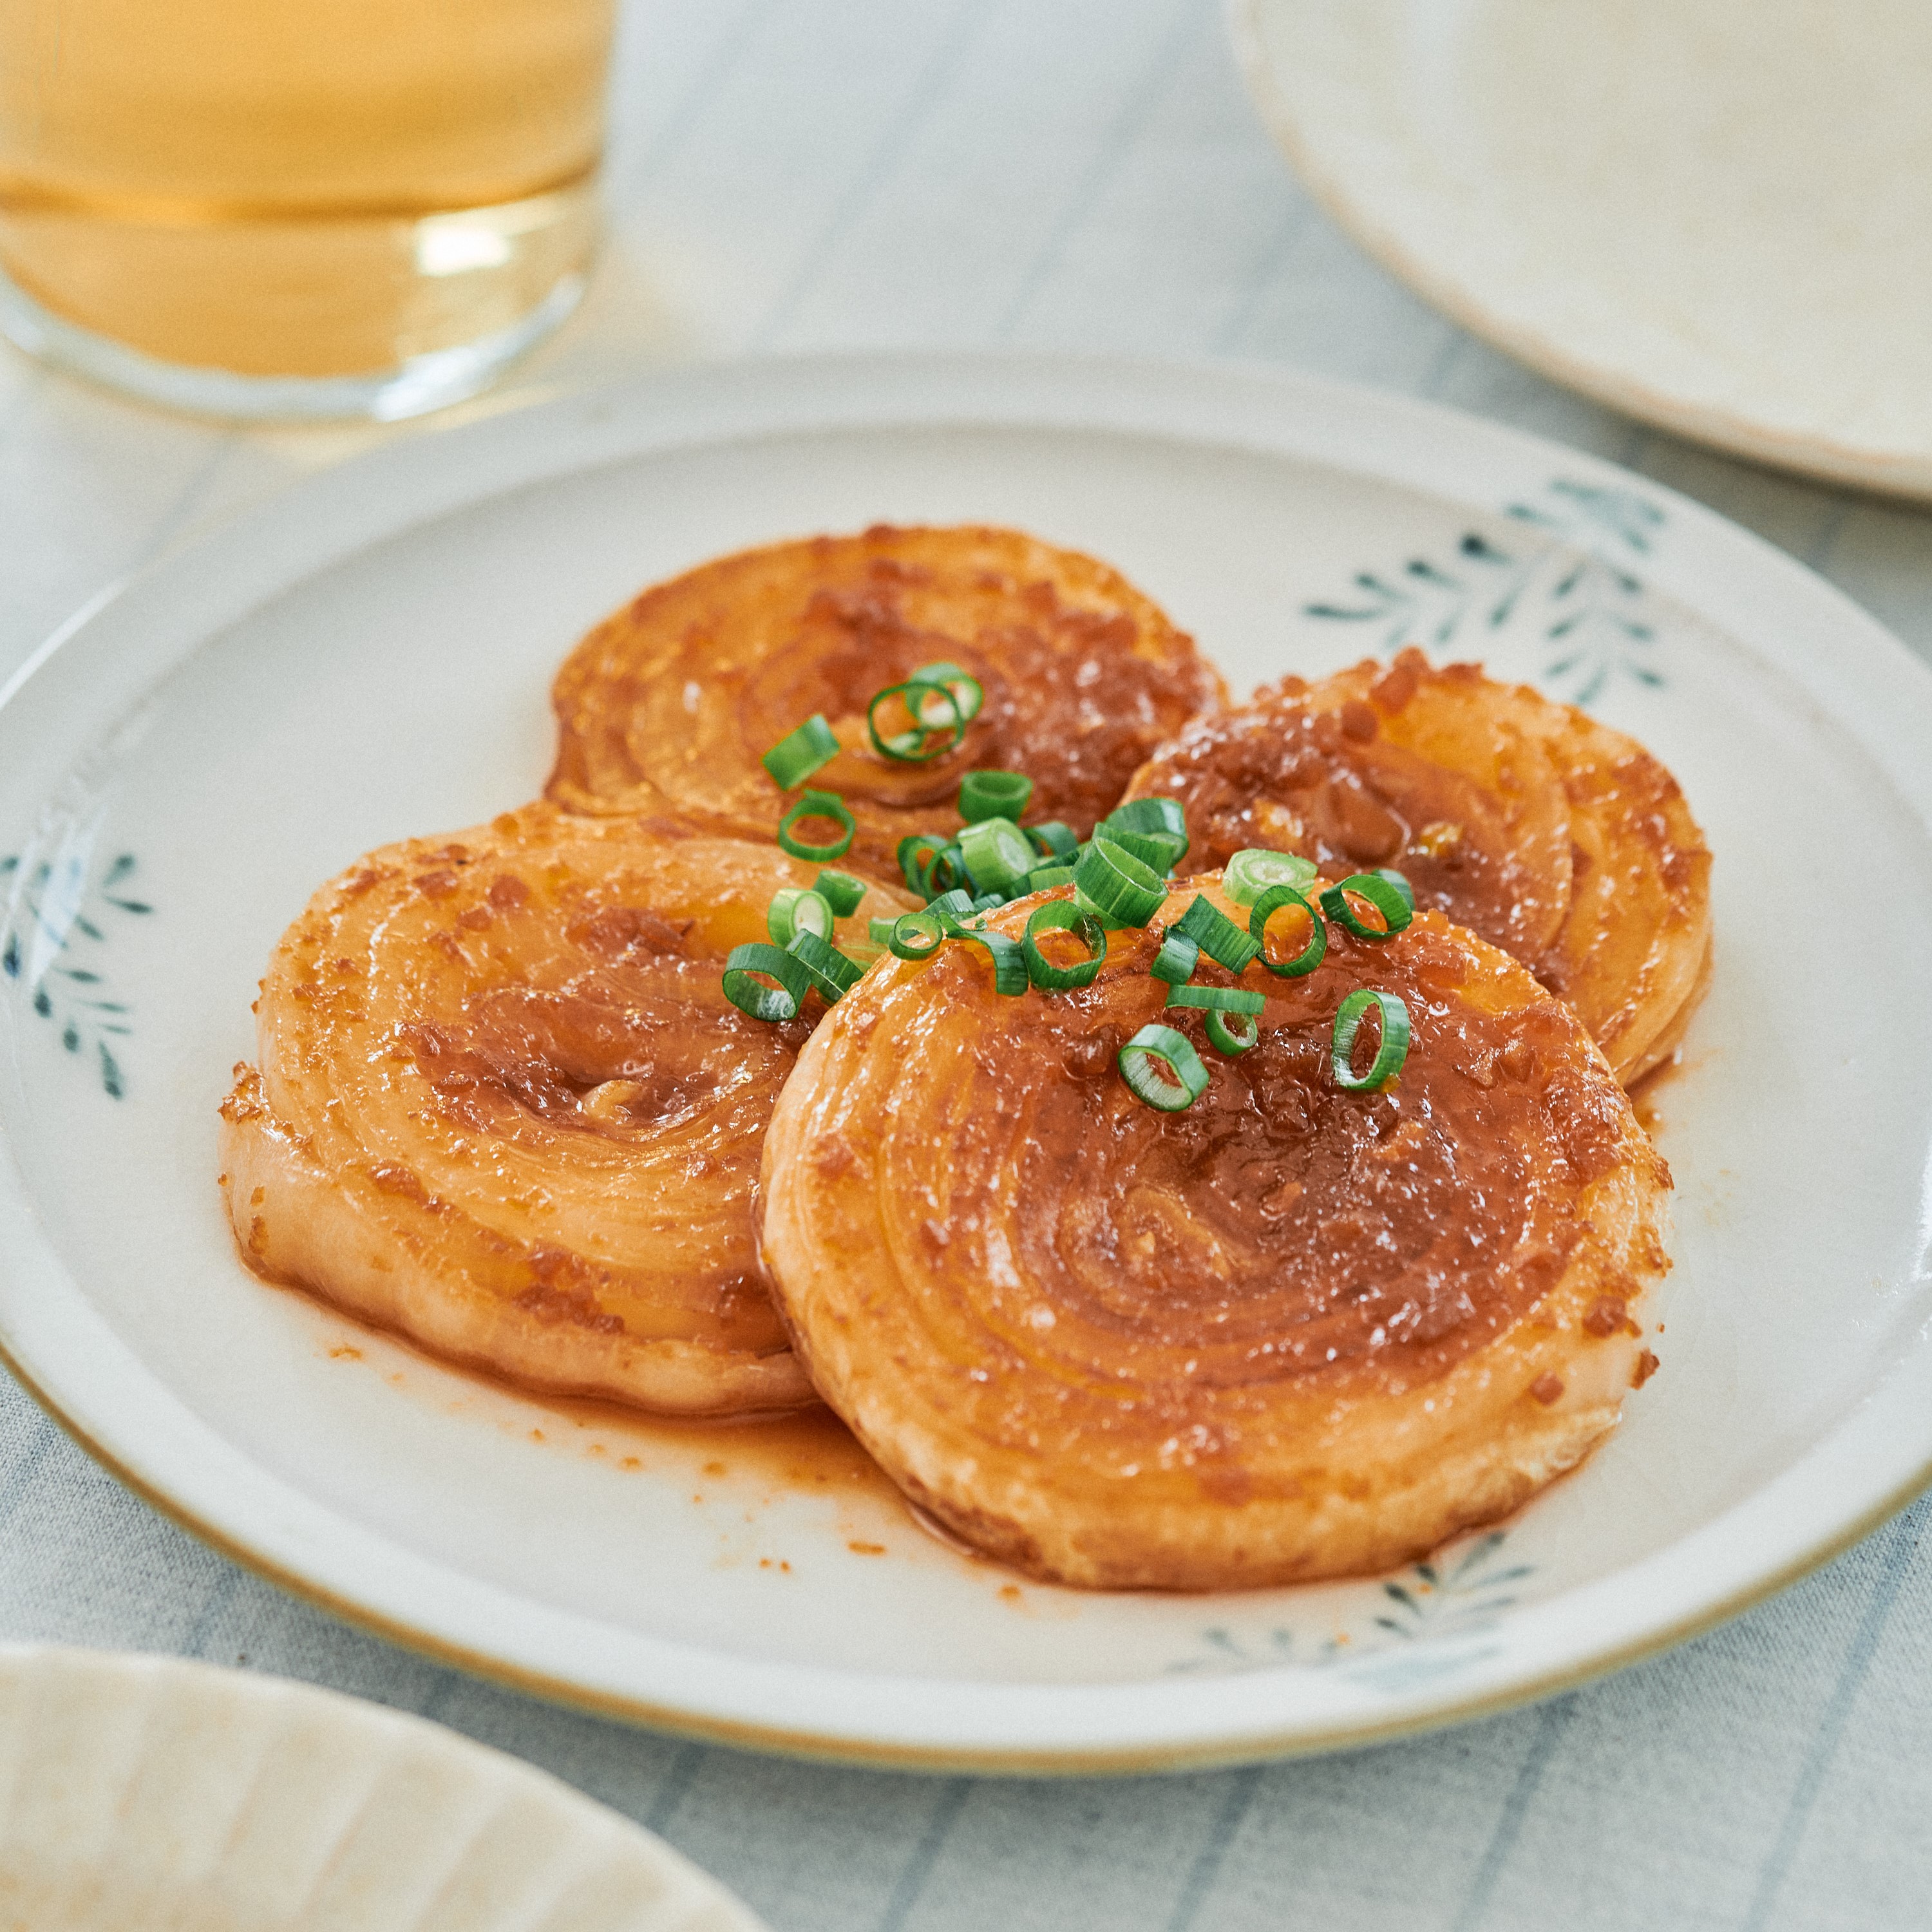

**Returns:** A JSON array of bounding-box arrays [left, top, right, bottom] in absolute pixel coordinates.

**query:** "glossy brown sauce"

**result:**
[[905, 903, 1623, 1401]]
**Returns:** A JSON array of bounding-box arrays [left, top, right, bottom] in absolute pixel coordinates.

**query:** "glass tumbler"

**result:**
[[0, 0, 614, 421]]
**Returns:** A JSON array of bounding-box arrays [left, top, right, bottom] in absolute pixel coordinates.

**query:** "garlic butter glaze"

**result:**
[[221, 804, 907, 1415], [759, 876, 1670, 1589]]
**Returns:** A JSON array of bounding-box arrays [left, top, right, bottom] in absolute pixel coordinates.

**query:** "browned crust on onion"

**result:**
[[545, 524, 1227, 887], [222, 803, 907, 1416], [759, 876, 1671, 1591], [1125, 649, 1710, 1085]]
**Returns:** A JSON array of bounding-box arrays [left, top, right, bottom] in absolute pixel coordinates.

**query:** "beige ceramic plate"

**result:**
[[0, 1646, 764, 1931], [1233, 0, 1932, 499]]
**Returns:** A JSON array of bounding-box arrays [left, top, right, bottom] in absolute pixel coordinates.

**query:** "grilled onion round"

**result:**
[[1125, 650, 1710, 1084], [760, 875, 1671, 1589], [546, 524, 1226, 887], [220, 804, 907, 1415]]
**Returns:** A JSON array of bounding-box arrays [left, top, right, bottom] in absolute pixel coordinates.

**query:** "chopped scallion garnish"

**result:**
[[1102, 826, 1184, 876], [909, 660, 985, 724], [1331, 989, 1412, 1090], [1224, 848, 1318, 907], [1023, 902, 1108, 992], [1027, 864, 1075, 892], [867, 679, 963, 762], [766, 887, 833, 948], [1204, 1009, 1259, 1056], [721, 942, 811, 1022], [1164, 983, 1265, 1014], [813, 869, 867, 917], [1149, 931, 1200, 985], [960, 770, 1034, 824], [1171, 893, 1262, 973], [887, 911, 946, 960], [1027, 820, 1079, 861], [785, 928, 864, 1001], [959, 816, 1035, 896], [777, 788, 857, 862], [761, 715, 840, 790], [898, 833, 948, 895], [1321, 871, 1414, 940], [1073, 836, 1167, 926], [1249, 885, 1327, 978], [1118, 1023, 1210, 1111]]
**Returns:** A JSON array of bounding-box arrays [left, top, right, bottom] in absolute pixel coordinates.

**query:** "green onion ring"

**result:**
[[963, 929, 1029, 995], [922, 843, 970, 899], [1150, 931, 1200, 985], [1320, 872, 1414, 940], [721, 942, 811, 1022], [960, 770, 1034, 824], [1027, 864, 1075, 893], [1331, 989, 1412, 1090], [812, 869, 867, 917], [777, 788, 857, 862], [1224, 847, 1318, 908], [1164, 983, 1265, 1014], [887, 911, 946, 961], [785, 929, 864, 1000], [867, 916, 898, 946], [1204, 1009, 1260, 1056], [1073, 837, 1167, 927], [1171, 893, 1262, 973], [1375, 867, 1417, 913], [867, 680, 963, 762], [927, 889, 975, 923], [909, 659, 985, 724], [1023, 902, 1108, 991], [1104, 796, 1189, 861], [897, 833, 947, 894], [1027, 820, 1079, 861], [969, 892, 1004, 914], [1118, 1023, 1211, 1111], [1249, 885, 1327, 978], [959, 815, 1035, 896], [766, 887, 833, 948], [1102, 826, 1185, 876], [761, 715, 840, 790]]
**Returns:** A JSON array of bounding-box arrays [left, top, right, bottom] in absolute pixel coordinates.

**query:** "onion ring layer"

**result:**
[[1126, 650, 1711, 1083], [760, 876, 1671, 1589], [545, 525, 1227, 886], [220, 804, 907, 1415]]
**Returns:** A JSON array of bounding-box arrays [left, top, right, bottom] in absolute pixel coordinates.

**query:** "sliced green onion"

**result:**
[[1150, 931, 1200, 985], [898, 834, 948, 895], [722, 942, 811, 1022], [868, 916, 898, 946], [960, 770, 1034, 824], [923, 844, 969, 898], [1172, 893, 1262, 974], [1331, 989, 1412, 1090], [1165, 983, 1265, 1014], [1073, 837, 1167, 927], [927, 889, 975, 923], [1224, 848, 1318, 908], [1374, 867, 1417, 913], [962, 930, 1028, 995], [786, 929, 864, 1001], [959, 815, 1035, 896], [766, 887, 833, 947], [1205, 1009, 1259, 1056], [1028, 864, 1075, 893], [1103, 826, 1185, 876], [762, 715, 840, 790], [969, 892, 1005, 914], [887, 911, 945, 961], [777, 788, 857, 862], [813, 869, 867, 917], [867, 680, 963, 762], [1321, 872, 1414, 940], [910, 660, 985, 724], [1118, 1023, 1211, 1112], [1250, 885, 1327, 978], [1028, 820, 1079, 861], [1023, 902, 1108, 992], [1104, 796, 1188, 855]]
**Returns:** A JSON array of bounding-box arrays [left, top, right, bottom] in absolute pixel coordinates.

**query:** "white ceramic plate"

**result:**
[[1232, 0, 1932, 501], [0, 1645, 763, 1929], [2, 354, 1929, 1773]]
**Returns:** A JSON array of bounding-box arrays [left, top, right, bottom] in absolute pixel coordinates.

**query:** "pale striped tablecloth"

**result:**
[[4, 5, 1929, 1927]]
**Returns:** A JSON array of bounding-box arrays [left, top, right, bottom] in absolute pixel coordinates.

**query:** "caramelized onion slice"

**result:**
[[545, 525, 1227, 887], [760, 876, 1672, 1590], [220, 804, 908, 1416], [1126, 649, 1710, 1084]]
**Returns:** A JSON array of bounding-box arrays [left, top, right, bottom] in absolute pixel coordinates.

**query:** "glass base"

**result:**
[[0, 262, 585, 424]]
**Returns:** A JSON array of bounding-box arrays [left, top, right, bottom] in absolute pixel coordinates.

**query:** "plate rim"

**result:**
[[3, 346, 1931, 1774], [1227, 0, 1932, 503]]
